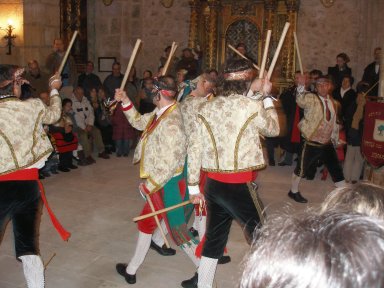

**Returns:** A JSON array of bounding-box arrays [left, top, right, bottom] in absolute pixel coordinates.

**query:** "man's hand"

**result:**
[[190, 193, 205, 205], [114, 88, 131, 105], [49, 73, 62, 91]]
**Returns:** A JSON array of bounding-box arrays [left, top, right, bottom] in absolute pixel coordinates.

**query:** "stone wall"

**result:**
[[88, 0, 191, 81], [0, 0, 60, 71]]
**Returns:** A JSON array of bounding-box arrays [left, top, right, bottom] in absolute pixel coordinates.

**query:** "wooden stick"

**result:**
[[228, 44, 260, 70], [162, 42, 178, 76], [146, 194, 170, 248], [57, 31, 79, 75], [267, 22, 290, 80], [259, 30, 272, 79], [293, 32, 304, 75], [133, 200, 192, 222], [363, 81, 380, 97], [44, 253, 56, 270], [120, 39, 142, 90]]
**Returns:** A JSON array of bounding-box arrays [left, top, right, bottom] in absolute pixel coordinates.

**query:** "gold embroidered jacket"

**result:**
[[123, 102, 187, 193], [296, 90, 340, 142], [180, 94, 209, 141], [0, 92, 62, 175], [187, 94, 280, 186]]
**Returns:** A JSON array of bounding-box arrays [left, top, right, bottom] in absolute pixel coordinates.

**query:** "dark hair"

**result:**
[[217, 59, 254, 97], [337, 52, 350, 63], [241, 211, 384, 288], [0, 64, 18, 96], [143, 70, 152, 77], [309, 69, 323, 77], [342, 75, 354, 86], [62, 98, 72, 106], [19, 84, 34, 100], [164, 46, 172, 52]]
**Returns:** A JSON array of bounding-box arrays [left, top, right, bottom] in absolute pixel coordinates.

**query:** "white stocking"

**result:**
[[19, 255, 45, 288], [291, 173, 301, 193], [151, 220, 168, 247], [198, 256, 218, 288], [126, 232, 152, 275]]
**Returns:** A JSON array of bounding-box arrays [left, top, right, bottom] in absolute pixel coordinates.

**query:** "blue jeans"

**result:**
[[115, 139, 131, 156]]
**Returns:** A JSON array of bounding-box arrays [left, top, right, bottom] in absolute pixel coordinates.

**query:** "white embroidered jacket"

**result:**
[[0, 90, 61, 175], [187, 94, 280, 187], [123, 102, 187, 193]]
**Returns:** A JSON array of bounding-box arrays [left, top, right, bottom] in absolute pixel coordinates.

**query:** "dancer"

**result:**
[[182, 59, 279, 288], [288, 75, 346, 203], [114, 76, 199, 285], [0, 64, 69, 288]]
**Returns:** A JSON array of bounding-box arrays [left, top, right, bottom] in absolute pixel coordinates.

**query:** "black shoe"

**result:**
[[288, 191, 308, 203], [68, 164, 78, 169], [58, 166, 70, 172], [181, 273, 198, 288], [278, 161, 291, 166], [123, 153, 129, 157], [38, 173, 45, 180], [116, 263, 136, 284], [189, 227, 199, 237], [269, 160, 275, 166], [50, 169, 59, 174], [150, 241, 176, 256], [218, 255, 231, 264]]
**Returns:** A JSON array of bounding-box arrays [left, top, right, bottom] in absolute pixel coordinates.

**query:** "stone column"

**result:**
[[188, 0, 200, 49], [284, 0, 300, 79]]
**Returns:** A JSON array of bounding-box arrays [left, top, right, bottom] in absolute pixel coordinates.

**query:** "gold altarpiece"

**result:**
[[188, 0, 300, 91]]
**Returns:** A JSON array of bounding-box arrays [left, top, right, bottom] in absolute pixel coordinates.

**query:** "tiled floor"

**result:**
[[0, 154, 335, 288]]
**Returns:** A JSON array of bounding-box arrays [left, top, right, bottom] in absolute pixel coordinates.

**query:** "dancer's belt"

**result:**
[[207, 170, 257, 184], [0, 168, 71, 241]]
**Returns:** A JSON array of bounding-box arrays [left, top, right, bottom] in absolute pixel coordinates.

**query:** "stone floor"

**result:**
[[0, 154, 335, 288]]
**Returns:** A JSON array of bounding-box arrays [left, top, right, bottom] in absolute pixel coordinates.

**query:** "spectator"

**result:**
[[111, 102, 136, 157], [78, 61, 102, 100], [362, 47, 381, 96], [176, 48, 199, 80], [24, 60, 49, 98], [139, 70, 152, 89], [159, 45, 180, 77], [50, 98, 79, 172], [70, 86, 110, 164], [240, 211, 384, 288], [308, 69, 323, 93], [328, 52, 352, 90], [138, 77, 156, 114], [103, 62, 123, 100], [46, 38, 78, 99]]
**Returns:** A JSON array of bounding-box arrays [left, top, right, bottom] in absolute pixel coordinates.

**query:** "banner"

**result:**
[[362, 101, 384, 168]]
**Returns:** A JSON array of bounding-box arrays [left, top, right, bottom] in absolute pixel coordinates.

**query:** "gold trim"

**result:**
[[0, 128, 19, 169], [0, 148, 53, 176], [247, 182, 265, 224], [198, 115, 219, 169], [0, 97, 20, 103], [202, 164, 266, 173], [139, 103, 178, 178], [307, 95, 324, 140], [32, 110, 44, 161], [234, 112, 258, 170], [188, 181, 200, 186]]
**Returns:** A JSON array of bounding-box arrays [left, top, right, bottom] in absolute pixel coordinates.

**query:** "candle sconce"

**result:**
[[1, 22, 16, 55]]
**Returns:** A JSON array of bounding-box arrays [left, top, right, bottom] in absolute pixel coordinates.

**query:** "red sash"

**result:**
[[0, 168, 71, 241]]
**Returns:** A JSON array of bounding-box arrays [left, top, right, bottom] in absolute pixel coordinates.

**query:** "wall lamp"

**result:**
[[1, 20, 16, 55]]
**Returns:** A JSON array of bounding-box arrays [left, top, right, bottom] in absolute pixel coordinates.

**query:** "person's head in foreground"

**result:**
[[240, 210, 384, 288], [321, 182, 384, 219]]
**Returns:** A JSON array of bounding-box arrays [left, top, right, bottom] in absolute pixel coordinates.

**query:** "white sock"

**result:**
[[19, 255, 45, 288], [126, 232, 152, 275], [151, 220, 168, 247], [335, 180, 347, 188], [195, 216, 206, 238], [180, 240, 200, 267], [291, 174, 301, 193], [198, 256, 218, 288]]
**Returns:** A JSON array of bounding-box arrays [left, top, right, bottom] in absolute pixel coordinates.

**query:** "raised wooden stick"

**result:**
[[133, 200, 192, 222], [162, 42, 178, 76], [228, 44, 260, 70], [120, 39, 142, 90], [293, 32, 304, 75], [146, 194, 170, 248], [259, 30, 272, 79], [58, 31, 79, 75], [267, 22, 290, 80]]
